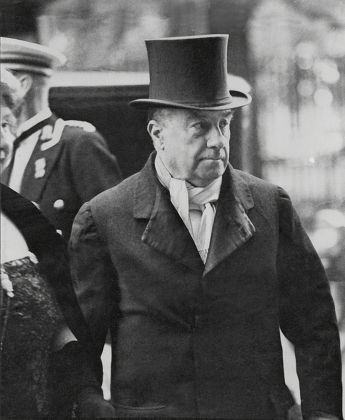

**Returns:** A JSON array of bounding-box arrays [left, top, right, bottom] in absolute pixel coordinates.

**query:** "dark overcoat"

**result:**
[[3, 115, 122, 239], [70, 153, 342, 419]]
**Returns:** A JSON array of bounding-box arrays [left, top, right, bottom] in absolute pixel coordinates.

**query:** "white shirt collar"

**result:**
[[17, 108, 52, 136]]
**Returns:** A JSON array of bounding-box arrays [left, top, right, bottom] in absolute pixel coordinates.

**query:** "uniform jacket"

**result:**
[[3, 114, 122, 239], [70, 153, 342, 419]]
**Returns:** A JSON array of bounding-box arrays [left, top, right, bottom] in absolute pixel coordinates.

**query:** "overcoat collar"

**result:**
[[134, 153, 255, 275], [204, 164, 255, 275]]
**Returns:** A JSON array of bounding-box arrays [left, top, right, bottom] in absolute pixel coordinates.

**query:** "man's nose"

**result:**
[[206, 126, 226, 149]]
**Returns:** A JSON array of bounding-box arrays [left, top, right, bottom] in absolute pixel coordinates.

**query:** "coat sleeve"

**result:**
[[69, 130, 122, 202], [69, 201, 118, 356], [277, 187, 343, 419]]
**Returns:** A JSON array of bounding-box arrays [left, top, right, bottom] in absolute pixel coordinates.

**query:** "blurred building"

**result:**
[[249, 0, 345, 211]]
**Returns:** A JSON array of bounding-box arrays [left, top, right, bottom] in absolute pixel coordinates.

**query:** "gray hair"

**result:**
[[147, 107, 175, 124]]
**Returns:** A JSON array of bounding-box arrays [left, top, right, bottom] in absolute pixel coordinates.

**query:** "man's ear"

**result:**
[[16, 73, 33, 99], [147, 120, 164, 151]]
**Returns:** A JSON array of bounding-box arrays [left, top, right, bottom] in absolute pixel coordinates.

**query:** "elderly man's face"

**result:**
[[0, 104, 16, 172], [151, 108, 233, 187]]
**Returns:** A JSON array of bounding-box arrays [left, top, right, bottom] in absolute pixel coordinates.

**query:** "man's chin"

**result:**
[[191, 167, 226, 187]]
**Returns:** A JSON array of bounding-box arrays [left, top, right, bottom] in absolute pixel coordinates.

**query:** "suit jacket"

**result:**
[[69, 153, 342, 419], [3, 115, 122, 239]]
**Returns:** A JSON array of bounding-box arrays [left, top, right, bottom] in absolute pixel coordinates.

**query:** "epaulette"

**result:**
[[40, 119, 64, 151], [64, 120, 96, 132], [40, 124, 54, 141]]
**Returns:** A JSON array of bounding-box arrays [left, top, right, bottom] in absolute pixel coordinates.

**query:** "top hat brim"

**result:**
[[130, 90, 252, 110]]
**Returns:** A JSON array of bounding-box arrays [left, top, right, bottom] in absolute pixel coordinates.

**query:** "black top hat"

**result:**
[[130, 34, 251, 110]]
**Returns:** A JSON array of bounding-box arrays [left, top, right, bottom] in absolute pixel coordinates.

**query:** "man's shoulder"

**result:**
[[60, 119, 103, 142], [232, 168, 278, 193], [62, 119, 97, 132], [231, 168, 283, 217], [37, 117, 103, 153], [90, 172, 141, 211]]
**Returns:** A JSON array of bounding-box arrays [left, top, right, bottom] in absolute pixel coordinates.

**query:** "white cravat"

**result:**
[[155, 155, 222, 263]]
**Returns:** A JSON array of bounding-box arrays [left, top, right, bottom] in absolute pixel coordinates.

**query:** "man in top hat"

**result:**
[[0, 37, 122, 240], [68, 35, 342, 419]]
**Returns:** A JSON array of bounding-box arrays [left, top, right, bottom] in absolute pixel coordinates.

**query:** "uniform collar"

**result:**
[[17, 108, 52, 136]]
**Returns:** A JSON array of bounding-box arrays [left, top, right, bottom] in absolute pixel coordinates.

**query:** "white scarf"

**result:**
[[155, 155, 222, 263]]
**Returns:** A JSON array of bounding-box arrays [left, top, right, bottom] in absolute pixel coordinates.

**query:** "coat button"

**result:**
[[53, 199, 65, 210]]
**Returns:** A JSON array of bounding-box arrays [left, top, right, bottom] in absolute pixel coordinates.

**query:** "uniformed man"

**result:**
[[0, 37, 123, 417], [0, 37, 122, 240]]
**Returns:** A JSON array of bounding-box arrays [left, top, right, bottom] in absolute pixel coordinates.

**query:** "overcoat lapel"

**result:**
[[134, 156, 204, 273], [20, 117, 64, 202], [204, 166, 255, 276]]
